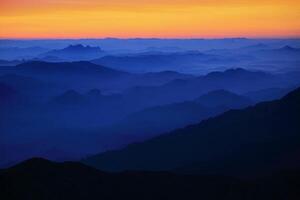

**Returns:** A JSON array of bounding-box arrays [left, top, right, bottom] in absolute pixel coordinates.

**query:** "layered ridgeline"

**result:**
[[83, 88, 300, 176], [103, 90, 253, 140], [1, 62, 299, 167], [1, 158, 300, 200], [38, 44, 105, 61]]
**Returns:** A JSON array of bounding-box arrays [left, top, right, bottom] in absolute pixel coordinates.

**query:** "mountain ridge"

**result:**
[[83, 87, 300, 175]]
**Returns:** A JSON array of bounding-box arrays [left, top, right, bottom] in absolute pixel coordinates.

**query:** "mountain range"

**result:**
[[38, 44, 105, 61], [83, 87, 300, 176], [2, 158, 300, 200]]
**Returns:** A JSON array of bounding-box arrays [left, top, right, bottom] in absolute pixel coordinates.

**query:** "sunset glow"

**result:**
[[0, 0, 300, 39]]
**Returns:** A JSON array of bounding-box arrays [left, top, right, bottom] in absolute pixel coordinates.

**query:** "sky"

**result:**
[[0, 0, 300, 39]]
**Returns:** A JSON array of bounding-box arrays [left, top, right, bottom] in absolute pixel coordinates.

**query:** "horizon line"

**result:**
[[1, 37, 300, 40]]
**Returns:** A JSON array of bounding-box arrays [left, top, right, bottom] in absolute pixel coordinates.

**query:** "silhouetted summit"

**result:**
[[40, 44, 104, 60], [53, 90, 86, 105], [277, 45, 299, 52]]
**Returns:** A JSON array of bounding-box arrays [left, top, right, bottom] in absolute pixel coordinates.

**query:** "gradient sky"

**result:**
[[0, 0, 300, 39]]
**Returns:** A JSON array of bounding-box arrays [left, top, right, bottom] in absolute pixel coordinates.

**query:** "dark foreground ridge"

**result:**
[[1, 158, 300, 200], [83, 87, 300, 174]]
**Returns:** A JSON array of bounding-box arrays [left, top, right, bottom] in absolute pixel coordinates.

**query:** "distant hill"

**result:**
[[1, 158, 300, 200], [0, 74, 46, 93], [244, 87, 295, 102], [107, 90, 252, 140], [0, 59, 23, 66], [83, 87, 300, 176], [52, 90, 87, 105], [39, 44, 105, 61], [0, 83, 17, 105], [92, 51, 238, 73], [195, 89, 252, 108], [16, 61, 123, 75], [254, 45, 300, 60], [120, 68, 299, 110]]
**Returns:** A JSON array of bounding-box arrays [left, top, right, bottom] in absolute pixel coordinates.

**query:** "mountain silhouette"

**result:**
[[195, 89, 252, 108], [255, 45, 300, 60], [39, 44, 105, 61], [52, 90, 86, 105], [83, 87, 300, 176], [0, 83, 17, 105], [120, 68, 299, 110], [16, 61, 123, 75], [107, 90, 252, 140], [1, 158, 300, 200], [0, 74, 47, 93], [244, 87, 295, 102], [92, 51, 237, 73]]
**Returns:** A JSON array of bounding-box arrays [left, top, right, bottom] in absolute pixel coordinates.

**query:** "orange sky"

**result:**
[[0, 0, 300, 39]]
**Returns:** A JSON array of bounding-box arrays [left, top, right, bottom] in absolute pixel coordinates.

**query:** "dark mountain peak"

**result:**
[[195, 89, 252, 108], [280, 45, 295, 51], [39, 44, 104, 61], [18, 60, 95, 67], [241, 43, 269, 50], [59, 90, 83, 100], [63, 89, 81, 96], [18, 157, 52, 167], [87, 89, 102, 97], [206, 68, 251, 77], [200, 89, 236, 96], [275, 45, 300, 52], [69, 44, 84, 48], [64, 44, 102, 52], [53, 90, 85, 105], [7, 158, 102, 176], [151, 70, 180, 75], [17, 61, 125, 75], [225, 68, 248, 73], [8, 158, 54, 172], [282, 87, 300, 102]]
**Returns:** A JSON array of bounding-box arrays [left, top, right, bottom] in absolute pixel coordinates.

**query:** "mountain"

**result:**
[[255, 45, 300, 60], [244, 87, 295, 102], [0, 83, 17, 105], [107, 90, 252, 140], [107, 102, 223, 140], [83, 87, 300, 176], [135, 71, 194, 86], [0, 74, 46, 93], [16, 61, 123, 75], [52, 90, 86, 105], [92, 51, 237, 73], [120, 68, 297, 110], [0, 59, 23, 66], [195, 89, 253, 108], [240, 43, 270, 51], [39, 44, 105, 61], [1, 158, 300, 200]]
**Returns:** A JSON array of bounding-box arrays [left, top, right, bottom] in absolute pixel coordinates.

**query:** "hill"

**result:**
[[83, 88, 300, 176], [107, 90, 252, 140], [195, 89, 252, 108], [39, 44, 105, 61], [1, 158, 300, 200]]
